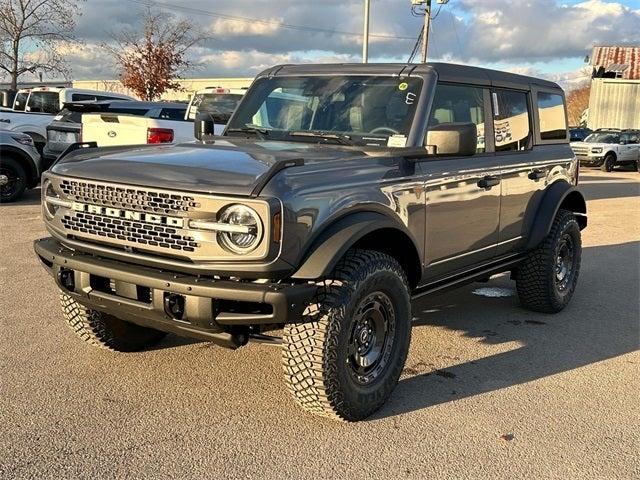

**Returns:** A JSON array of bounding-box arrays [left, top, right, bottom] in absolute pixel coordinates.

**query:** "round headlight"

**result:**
[[218, 204, 263, 254], [43, 179, 58, 217]]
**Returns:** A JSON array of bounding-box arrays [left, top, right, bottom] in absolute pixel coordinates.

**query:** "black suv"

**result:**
[[34, 63, 587, 421]]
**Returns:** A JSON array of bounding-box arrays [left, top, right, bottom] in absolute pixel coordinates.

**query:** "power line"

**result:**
[[124, 0, 417, 41]]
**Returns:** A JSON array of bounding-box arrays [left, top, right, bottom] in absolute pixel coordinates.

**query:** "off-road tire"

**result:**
[[60, 292, 167, 351], [514, 209, 582, 313], [601, 153, 616, 172], [0, 156, 27, 203], [282, 249, 412, 421]]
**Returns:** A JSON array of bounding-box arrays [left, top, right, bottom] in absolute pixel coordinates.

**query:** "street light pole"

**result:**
[[362, 0, 371, 63]]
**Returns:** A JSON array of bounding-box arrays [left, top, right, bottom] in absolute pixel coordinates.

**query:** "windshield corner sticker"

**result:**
[[398, 82, 409, 91], [405, 92, 417, 105], [387, 135, 407, 148]]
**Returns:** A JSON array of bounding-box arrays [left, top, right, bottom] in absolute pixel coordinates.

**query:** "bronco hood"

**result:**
[[51, 138, 368, 196]]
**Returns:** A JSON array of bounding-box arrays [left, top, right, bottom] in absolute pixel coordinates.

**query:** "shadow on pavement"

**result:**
[[0, 187, 41, 207], [377, 241, 640, 419], [580, 181, 640, 202]]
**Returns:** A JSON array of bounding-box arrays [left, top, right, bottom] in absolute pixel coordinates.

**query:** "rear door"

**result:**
[[496, 87, 573, 255], [420, 83, 503, 279]]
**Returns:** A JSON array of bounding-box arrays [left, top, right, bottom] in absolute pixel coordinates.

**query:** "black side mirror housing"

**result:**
[[194, 112, 216, 141], [426, 122, 478, 156]]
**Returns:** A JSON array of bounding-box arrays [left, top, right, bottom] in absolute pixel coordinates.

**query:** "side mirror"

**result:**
[[426, 122, 477, 156], [194, 112, 215, 141]]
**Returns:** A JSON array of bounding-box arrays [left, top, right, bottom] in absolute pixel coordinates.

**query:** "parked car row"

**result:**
[[570, 128, 640, 172], [0, 86, 247, 202]]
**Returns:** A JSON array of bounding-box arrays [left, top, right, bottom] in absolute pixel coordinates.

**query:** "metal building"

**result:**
[[587, 46, 640, 130]]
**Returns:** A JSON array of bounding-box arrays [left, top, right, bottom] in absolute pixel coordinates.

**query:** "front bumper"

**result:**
[[35, 237, 316, 343], [575, 154, 604, 166]]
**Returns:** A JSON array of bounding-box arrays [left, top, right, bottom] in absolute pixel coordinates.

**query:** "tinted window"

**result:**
[[13, 92, 29, 111], [72, 93, 98, 102], [158, 107, 187, 120], [427, 84, 486, 153], [628, 133, 639, 144], [189, 93, 243, 122], [537, 92, 567, 140], [493, 90, 531, 151], [28, 91, 60, 114]]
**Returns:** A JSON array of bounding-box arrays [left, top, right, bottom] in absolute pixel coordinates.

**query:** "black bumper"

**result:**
[[34, 237, 316, 342]]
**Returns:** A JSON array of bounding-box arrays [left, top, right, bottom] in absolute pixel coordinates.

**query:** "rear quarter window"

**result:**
[[537, 92, 567, 140]]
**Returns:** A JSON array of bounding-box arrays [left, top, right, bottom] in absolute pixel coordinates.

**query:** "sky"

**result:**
[[25, 0, 640, 89]]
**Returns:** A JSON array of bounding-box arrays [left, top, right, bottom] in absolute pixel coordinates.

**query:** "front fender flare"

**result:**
[[292, 211, 421, 280], [525, 181, 587, 250]]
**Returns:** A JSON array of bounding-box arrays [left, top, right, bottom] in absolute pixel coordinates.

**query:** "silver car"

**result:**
[[0, 129, 42, 202]]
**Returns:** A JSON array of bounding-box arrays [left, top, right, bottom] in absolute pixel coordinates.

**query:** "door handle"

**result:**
[[528, 169, 546, 181], [477, 176, 500, 189]]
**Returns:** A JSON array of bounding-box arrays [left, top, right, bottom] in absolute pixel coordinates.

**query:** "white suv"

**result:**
[[571, 129, 640, 172]]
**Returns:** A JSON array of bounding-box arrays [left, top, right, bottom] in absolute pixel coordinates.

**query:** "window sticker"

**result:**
[[398, 82, 408, 91], [387, 134, 408, 148]]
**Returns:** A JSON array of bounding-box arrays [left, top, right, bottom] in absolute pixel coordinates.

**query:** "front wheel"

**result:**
[[514, 209, 582, 313], [601, 153, 615, 172], [282, 249, 412, 421]]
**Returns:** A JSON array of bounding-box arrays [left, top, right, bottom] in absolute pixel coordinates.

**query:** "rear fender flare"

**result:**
[[525, 181, 587, 250]]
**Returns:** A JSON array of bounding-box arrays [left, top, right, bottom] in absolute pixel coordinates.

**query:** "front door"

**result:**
[[420, 83, 501, 280]]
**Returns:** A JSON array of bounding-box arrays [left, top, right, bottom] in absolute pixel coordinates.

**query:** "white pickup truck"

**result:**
[[185, 87, 245, 134], [0, 87, 134, 149], [81, 109, 194, 147]]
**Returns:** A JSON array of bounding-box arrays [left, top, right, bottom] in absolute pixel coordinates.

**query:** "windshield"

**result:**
[[13, 92, 29, 111], [187, 93, 243, 122], [226, 76, 423, 147], [584, 132, 619, 144]]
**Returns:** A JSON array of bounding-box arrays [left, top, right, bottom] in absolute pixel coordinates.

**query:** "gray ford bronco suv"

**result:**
[[35, 63, 587, 421]]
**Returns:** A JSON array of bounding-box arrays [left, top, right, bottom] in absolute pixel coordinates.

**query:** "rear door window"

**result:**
[[492, 90, 531, 152], [536, 92, 567, 140]]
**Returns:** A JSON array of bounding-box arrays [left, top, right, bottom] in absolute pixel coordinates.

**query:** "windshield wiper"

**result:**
[[226, 123, 271, 139], [288, 131, 355, 146]]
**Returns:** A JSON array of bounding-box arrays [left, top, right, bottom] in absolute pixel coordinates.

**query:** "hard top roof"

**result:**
[[62, 100, 186, 110], [259, 62, 562, 91]]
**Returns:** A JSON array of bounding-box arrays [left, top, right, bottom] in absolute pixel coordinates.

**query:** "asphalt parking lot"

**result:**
[[1, 168, 638, 479]]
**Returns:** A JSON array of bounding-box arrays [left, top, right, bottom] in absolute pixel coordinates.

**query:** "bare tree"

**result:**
[[566, 82, 591, 126], [103, 10, 205, 101], [0, 0, 83, 90]]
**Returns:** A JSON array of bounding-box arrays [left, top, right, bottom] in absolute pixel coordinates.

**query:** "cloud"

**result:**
[[10, 0, 640, 82]]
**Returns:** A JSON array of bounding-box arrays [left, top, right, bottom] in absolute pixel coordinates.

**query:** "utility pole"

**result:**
[[362, 0, 371, 63], [421, 0, 431, 63], [411, 0, 449, 63]]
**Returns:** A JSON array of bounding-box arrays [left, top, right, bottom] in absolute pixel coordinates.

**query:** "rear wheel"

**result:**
[[601, 153, 616, 172], [60, 292, 167, 352], [282, 249, 412, 421], [515, 209, 582, 313], [0, 156, 27, 203]]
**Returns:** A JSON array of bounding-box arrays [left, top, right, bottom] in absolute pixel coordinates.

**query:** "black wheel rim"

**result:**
[[347, 291, 396, 385], [0, 166, 20, 200], [555, 234, 575, 292]]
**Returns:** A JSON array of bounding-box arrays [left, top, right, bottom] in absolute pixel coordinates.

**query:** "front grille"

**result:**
[[60, 179, 200, 216], [571, 146, 589, 155], [61, 212, 200, 252], [47, 175, 272, 262]]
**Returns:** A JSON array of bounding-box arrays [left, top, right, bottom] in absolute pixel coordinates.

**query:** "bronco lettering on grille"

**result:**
[[71, 202, 184, 228]]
